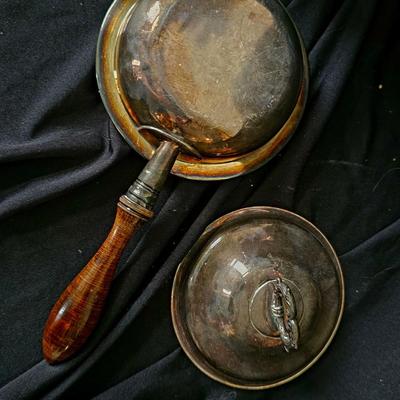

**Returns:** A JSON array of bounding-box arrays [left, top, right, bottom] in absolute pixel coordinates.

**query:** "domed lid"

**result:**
[[172, 207, 344, 389]]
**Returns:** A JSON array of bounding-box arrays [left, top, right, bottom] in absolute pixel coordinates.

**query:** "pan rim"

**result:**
[[96, 0, 309, 181]]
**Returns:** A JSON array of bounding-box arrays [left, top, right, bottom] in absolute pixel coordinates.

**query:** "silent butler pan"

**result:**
[[42, 0, 309, 365]]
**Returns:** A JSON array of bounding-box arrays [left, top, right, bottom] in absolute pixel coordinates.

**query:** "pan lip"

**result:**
[[170, 206, 345, 390], [96, 0, 309, 181]]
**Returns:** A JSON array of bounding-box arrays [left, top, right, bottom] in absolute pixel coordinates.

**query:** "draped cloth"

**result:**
[[0, 0, 399, 398]]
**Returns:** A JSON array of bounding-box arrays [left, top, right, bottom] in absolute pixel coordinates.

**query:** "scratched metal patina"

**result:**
[[172, 207, 344, 389], [117, 0, 302, 156]]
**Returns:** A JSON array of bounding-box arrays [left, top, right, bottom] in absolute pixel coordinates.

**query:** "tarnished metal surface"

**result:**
[[117, 0, 302, 156], [270, 277, 299, 352], [171, 207, 344, 389], [96, 0, 309, 180], [121, 140, 179, 213]]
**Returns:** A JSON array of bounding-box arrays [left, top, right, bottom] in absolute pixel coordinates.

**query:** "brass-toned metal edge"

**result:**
[[137, 126, 202, 158], [171, 206, 345, 390], [96, 0, 155, 158], [118, 196, 154, 220], [96, 0, 309, 181]]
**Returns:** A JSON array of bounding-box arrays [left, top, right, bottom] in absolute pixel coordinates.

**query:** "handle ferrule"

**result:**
[[124, 141, 179, 211]]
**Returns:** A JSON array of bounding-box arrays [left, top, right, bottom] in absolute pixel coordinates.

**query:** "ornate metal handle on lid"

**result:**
[[270, 277, 299, 352]]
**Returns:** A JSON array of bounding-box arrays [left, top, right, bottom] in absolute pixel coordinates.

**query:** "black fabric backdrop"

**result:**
[[0, 0, 399, 399]]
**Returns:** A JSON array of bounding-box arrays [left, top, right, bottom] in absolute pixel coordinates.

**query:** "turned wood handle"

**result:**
[[42, 141, 180, 364], [42, 205, 144, 364]]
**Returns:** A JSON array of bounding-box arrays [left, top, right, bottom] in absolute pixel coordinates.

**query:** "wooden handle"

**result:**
[[42, 141, 179, 364], [42, 205, 143, 364]]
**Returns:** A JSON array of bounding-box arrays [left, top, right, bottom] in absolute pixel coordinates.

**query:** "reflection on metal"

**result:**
[[137, 125, 202, 158], [270, 277, 299, 352], [96, 0, 309, 180], [172, 207, 345, 390], [231, 258, 249, 277]]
